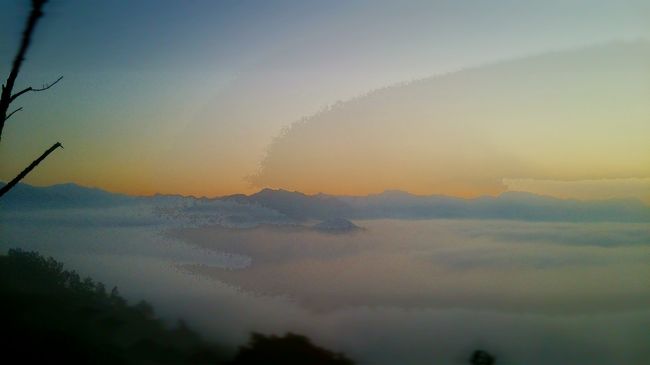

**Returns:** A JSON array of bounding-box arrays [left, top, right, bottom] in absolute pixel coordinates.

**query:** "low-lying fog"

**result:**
[[1, 207, 649, 365]]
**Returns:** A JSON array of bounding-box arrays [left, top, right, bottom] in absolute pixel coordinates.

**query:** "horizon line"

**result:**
[[4, 180, 648, 206]]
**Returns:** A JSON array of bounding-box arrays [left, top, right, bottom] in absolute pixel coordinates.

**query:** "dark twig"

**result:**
[[0, 142, 62, 198], [10, 75, 63, 102], [0, 0, 65, 200], [5, 107, 23, 122]]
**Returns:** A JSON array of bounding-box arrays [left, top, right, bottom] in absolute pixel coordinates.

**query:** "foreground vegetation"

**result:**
[[0, 249, 355, 364]]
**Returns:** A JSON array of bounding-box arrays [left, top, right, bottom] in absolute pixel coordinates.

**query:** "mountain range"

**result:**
[[2, 182, 648, 223]]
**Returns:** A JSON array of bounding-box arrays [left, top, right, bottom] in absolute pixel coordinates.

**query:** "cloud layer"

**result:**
[[252, 42, 650, 199]]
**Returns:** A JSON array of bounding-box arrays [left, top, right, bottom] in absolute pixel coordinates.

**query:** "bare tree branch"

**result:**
[[0, 142, 62, 198], [5, 107, 23, 122], [0, 0, 47, 141], [0, 0, 66, 201], [10, 75, 63, 102]]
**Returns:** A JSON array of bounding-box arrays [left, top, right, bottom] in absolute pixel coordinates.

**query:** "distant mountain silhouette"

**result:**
[[223, 188, 349, 220], [3, 182, 649, 222], [0, 182, 137, 209], [224, 188, 649, 222], [313, 218, 362, 233]]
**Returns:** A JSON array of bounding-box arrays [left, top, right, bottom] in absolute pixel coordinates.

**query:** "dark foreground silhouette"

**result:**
[[470, 350, 496, 365], [230, 332, 354, 365], [0, 249, 357, 364]]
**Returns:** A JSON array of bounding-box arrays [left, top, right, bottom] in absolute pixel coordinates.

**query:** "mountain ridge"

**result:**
[[2, 182, 648, 223]]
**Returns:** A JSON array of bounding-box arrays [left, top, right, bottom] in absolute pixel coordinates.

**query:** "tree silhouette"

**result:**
[[230, 332, 355, 365], [0, 249, 230, 364], [1, 249, 360, 364], [0, 0, 63, 198], [470, 349, 496, 365]]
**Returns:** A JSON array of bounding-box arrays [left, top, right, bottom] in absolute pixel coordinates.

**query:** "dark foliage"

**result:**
[[0, 249, 357, 365], [0, 249, 229, 364], [230, 332, 355, 365], [470, 349, 496, 365]]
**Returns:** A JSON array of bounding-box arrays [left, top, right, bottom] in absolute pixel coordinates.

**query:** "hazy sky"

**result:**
[[252, 42, 650, 201], [0, 0, 648, 199]]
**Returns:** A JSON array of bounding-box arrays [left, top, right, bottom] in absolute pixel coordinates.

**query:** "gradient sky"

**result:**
[[0, 0, 649, 200]]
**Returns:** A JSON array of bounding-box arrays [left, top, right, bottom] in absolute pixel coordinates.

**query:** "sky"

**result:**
[[0, 0, 649, 201]]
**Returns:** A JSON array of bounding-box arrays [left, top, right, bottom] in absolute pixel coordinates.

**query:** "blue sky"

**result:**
[[1, 0, 648, 196]]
